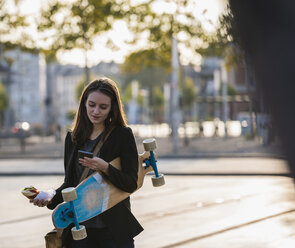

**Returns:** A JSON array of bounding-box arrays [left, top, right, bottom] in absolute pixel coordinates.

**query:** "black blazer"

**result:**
[[47, 126, 143, 244]]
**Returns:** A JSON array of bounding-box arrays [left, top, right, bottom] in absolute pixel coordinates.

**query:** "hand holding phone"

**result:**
[[78, 150, 93, 159], [78, 150, 109, 173]]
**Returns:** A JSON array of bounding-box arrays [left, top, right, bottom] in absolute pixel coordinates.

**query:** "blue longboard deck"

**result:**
[[52, 201, 72, 229], [53, 174, 109, 229], [52, 153, 156, 230]]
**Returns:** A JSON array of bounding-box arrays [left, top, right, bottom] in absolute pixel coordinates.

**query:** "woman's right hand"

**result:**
[[141, 150, 157, 161], [30, 189, 56, 207]]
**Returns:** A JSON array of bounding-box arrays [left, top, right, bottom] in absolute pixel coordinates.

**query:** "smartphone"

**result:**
[[78, 150, 93, 159]]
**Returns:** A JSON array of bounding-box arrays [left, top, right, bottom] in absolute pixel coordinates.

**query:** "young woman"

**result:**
[[30, 77, 143, 247]]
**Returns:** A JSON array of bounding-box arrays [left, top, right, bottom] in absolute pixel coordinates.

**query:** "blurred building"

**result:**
[[227, 61, 255, 119], [197, 57, 222, 121], [0, 46, 122, 133], [51, 64, 83, 129], [196, 56, 252, 121], [48, 61, 121, 129], [0, 48, 46, 132], [0, 47, 258, 137]]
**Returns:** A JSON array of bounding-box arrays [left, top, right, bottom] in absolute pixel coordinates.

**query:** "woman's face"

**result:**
[[85, 91, 112, 127]]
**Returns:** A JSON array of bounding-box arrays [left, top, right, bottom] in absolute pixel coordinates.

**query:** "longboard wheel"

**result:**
[[143, 138, 157, 151], [62, 187, 77, 202], [71, 225, 87, 240], [151, 173, 165, 187]]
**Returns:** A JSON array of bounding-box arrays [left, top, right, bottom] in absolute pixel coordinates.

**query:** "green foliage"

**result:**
[[0, 1, 38, 51], [0, 81, 8, 112], [122, 83, 132, 105], [152, 86, 164, 110], [123, 66, 168, 90], [196, 5, 244, 67], [227, 83, 238, 96], [122, 80, 164, 122], [197, 6, 234, 57], [121, 0, 206, 119], [219, 83, 237, 96], [37, 0, 131, 56], [124, 0, 205, 72], [180, 77, 197, 109], [137, 92, 144, 108], [66, 109, 76, 121], [37, 0, 134, 79], [121, 82, 146, 110], [122, 49, 170, 75], [122, 56, 168, 112], [75, 78, 86, 102]]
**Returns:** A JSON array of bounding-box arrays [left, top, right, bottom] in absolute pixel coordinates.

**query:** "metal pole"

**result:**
[[245, 58, 255, 138], [221, 62, 228, 137], [222, 74, 228, 137], [213, 69, 221, 119], [170, 36, 179, 153]]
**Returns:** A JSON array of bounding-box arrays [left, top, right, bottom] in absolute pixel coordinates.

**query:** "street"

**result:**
[[0, 157, 295, 247]]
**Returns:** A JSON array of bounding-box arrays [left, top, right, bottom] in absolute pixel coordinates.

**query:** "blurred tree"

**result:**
[[196, 5, 244, 67], [199, 5, 257, 137], [122, 82, 133, 105], [152, 85, 165, 122], [0, 0, 38, 51], [179, 76, 197, 145], [125, 0, 205, 69], [122, 0, 205, 122], [122, 50, 169, 87], [66, 109, 76, 122], [180, 76, 197, 111], [37, 0, 132, 85], [122, 65, 168, 113], [75, 78, 87, 102], [0, 81, 8, 128], [219, 83, 237, 96], [228, 83, 237, 96]]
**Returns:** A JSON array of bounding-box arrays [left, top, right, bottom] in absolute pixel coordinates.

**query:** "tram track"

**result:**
[[160, 208, 295, 248]]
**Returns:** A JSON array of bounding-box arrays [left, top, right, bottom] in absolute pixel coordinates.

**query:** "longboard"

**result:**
[[52, 138, 164, 240]]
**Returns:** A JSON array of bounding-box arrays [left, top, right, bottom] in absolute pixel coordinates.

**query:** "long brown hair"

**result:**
[[71, 77, 127, 145]]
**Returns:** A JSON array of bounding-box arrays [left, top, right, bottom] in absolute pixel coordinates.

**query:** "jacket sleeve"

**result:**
[[106, 127, 139, 193], [47, 132, 73, 210]]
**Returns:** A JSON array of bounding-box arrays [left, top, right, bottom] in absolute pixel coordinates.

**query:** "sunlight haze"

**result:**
[[8, 0, 227, 67]]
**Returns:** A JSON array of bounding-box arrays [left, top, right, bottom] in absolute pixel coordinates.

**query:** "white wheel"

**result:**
[[71, 225, 87, 240], [143, 138, 157, 151], [151, 173, 165, 187], [62, 187, 77, 202]]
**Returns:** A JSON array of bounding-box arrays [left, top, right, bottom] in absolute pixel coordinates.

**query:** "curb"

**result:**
[[0, 171, 291, 177], [0, 153, 285, 160], [0, 172, 64, 176], [158, 153, 285, 159], [0, 155, 63, 160]]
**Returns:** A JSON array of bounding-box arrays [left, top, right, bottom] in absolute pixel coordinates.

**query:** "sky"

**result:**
[[7, 0, 227, 67]]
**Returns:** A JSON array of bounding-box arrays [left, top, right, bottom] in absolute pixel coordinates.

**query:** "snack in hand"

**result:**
[[21, 186, 39, 199]]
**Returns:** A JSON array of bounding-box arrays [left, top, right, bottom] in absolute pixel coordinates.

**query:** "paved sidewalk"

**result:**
[[0, 134, 284, 159]]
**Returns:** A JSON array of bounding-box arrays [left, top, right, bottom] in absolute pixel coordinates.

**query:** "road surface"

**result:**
[[0, 158, 294, 248]]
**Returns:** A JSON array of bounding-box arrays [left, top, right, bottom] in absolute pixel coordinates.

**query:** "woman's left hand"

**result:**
[[79, 157, 109, 174]]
